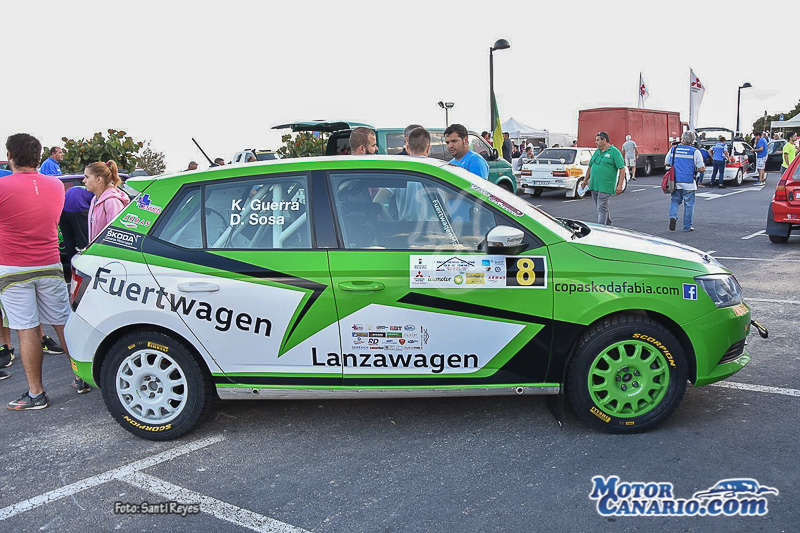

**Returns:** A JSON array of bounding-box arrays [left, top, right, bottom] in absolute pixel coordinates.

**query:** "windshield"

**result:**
[[257, 152, 278, 161], [441, 164, 574, 240], [535, 149, 576, 164]]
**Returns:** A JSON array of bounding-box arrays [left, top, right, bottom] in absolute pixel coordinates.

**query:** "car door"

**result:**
[[145, 172, 342, 384], [325, 169, 554, 386]]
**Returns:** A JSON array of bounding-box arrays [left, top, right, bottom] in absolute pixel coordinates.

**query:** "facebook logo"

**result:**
[[683, 284, 698, 301]]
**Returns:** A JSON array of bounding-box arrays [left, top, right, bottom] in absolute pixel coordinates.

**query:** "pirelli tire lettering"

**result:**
[[567, 314, 688, 433], [100, 331, 214, 441]]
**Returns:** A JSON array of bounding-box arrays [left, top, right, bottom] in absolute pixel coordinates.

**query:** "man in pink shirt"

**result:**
[[0, 134, 75, 410]]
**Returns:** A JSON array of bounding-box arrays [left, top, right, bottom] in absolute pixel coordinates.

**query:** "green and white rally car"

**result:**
[[65, 156, 755, 440]]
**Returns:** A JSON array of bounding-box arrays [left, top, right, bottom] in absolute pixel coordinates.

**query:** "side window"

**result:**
[[385, 133, 405, 155], [468, 134, 490, 156], [580, 150, 593, 165], [151, 188, 203, 248], [204, 175, 310, 249], [329, 172, 502, 250]]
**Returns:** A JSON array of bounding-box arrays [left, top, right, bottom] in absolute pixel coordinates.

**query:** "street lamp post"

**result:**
[[438, 101, 454, 127], [736, 82, 752, 136], [489, 39, 510, 132]]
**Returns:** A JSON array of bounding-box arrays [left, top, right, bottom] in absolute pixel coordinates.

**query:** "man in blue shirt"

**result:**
[[752, 131, 768, 184], [444, 123, 489, 179], [665, 132, 706, 231], [708, 136, 729, 188], [39, 146, 63, 175]]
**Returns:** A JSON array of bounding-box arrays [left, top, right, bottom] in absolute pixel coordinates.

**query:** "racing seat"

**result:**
[[339, 201, 381, 248]]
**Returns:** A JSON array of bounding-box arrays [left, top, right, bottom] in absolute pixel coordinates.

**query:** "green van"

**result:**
[[273, 121, 517, 192]]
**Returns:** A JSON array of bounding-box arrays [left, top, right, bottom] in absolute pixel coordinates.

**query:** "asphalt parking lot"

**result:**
[[1, 171, 797, 532]]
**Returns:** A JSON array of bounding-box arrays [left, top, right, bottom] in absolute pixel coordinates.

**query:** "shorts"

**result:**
[[626, 158, 636, 167], [0, 263, 70, 330], [756, 157, 766, 170]]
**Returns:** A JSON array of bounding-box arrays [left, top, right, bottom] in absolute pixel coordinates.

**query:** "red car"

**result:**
[[766, 154, 800, 243]]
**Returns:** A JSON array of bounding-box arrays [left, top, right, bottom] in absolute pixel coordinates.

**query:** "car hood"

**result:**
[[570, 222, 720, 272]]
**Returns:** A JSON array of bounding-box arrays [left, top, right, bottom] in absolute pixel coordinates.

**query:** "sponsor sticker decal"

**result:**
[[135, 193, 163, 214], [410, 255, 546, 289], [589, 476, 778, 517], [100, 227, 143, 251]]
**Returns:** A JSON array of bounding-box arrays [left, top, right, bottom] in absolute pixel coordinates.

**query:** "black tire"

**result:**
[[643, 159, 653, 176], [733, 169, 743, 186], [101, 330, 214, 441], [566, 314, 688, 433], [769, 234, 789, 243], [532, 187, 544, 197]]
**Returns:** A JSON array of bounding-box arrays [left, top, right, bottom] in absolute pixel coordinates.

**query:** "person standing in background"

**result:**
[[621, 135, 639, 180], [39, 146, 63, 176]]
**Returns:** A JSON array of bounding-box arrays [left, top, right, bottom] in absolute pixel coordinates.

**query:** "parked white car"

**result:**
[[519, 147, 596, 198]]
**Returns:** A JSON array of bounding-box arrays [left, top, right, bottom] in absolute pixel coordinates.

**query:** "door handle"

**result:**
[[337, 281, 385, 292], [177, 282, 220, 293]]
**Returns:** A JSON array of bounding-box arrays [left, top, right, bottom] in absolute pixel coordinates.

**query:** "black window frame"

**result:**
[[148, 171, 317, 251]]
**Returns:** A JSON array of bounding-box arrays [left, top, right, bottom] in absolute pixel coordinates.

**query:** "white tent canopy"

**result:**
[[502, 117, 548, 139], [771, 115, 800, 129]]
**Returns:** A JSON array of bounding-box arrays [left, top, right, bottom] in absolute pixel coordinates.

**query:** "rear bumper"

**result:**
[[520, 176, 578, 191], [65, 311, 105, 386]]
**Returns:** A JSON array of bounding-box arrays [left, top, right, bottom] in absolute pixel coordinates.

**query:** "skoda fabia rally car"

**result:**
[[65, 156, 756, 440]]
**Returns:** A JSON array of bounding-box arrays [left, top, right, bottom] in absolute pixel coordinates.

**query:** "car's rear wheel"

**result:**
[[567, 314, 687, 433], [532, 187, 543, 197], [573, 181, 587, 198], [101, 330, 214, 441], [769, 234, 789, 243], [733, 168, 744, 186], [643, 158, 653, 176]]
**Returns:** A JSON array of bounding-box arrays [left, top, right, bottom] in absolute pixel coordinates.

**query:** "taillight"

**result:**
[[521, 169, 531, 176], [70, 268, 89, 310], [552, 170, 568, 177], [775, 178, 788, 201]]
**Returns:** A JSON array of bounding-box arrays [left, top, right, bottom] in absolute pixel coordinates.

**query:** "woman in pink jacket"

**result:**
[[84, 160, 130, 240]]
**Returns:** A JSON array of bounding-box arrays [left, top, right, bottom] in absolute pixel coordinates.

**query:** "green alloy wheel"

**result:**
[[567, 314, 688, 433]]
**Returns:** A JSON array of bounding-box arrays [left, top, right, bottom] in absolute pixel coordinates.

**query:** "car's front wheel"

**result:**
[[567, 314, 688, 433], [101, 330, 214, 440]]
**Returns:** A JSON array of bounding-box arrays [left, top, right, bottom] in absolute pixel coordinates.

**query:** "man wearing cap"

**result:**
[[579, 131, 625, 226], [185, 161, 199, 171], [665, 131, 705, 232], [621, 135, 638, 180]]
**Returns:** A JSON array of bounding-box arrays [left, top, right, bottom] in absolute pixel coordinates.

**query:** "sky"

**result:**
[[2, 0, 798, 172]]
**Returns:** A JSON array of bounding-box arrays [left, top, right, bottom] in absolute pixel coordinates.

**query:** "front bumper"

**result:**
[[684, 302, 752, 386]]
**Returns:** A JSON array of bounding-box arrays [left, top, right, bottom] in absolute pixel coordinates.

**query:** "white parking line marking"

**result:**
[[0, 435, 224, 521], [747, 297, 800, 305], [698, 189, 757, 200], [122, 472, 309, 533], [631, 188, 646, 193], [741, 230, 766, 240], [563, 199, 580, 203], [706, 250, 716, 254], [710, 381, 800, 398]]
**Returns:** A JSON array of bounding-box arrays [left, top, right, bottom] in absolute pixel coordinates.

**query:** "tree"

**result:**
[[44, 129, 144, 173], [276, 132, 327, 158], [137, 141, 166, 175], [752, 100, 800, 133]]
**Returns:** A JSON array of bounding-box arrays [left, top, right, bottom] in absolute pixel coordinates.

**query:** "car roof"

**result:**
[[126, 155, 452, 187], [272, 120, 374, 133]]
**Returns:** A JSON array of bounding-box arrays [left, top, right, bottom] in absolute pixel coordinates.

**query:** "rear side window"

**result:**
[[151, 188, 203, 248], [386, 133, 405, 155], [151, 175, 311, 250]]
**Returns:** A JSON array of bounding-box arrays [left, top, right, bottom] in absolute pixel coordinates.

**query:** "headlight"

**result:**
[[695, 274, 743, 308]]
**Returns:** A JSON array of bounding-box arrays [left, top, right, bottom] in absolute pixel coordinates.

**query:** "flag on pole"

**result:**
[[689, 68, 705, 131], [638, 72, 649, 108], [492, 91, 504, 155]]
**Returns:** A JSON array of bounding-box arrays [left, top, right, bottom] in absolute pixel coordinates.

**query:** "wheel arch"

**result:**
[[551, 309, 697, 386], [92, 323, 218, 389]]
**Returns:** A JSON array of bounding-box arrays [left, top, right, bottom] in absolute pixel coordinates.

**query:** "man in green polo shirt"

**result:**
[[782, 131, 798, 170], [579, 131, 626, 225]]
